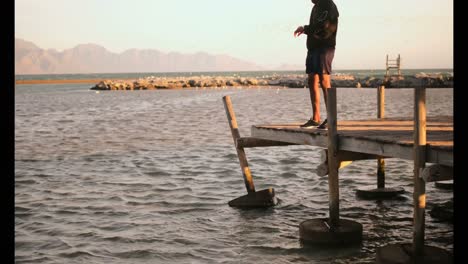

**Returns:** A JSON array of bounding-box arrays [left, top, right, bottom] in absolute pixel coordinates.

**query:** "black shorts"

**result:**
[[305, 47, 335, 75]]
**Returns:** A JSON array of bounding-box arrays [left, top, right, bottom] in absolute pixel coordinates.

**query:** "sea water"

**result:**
[[15, 84, 453, 263]]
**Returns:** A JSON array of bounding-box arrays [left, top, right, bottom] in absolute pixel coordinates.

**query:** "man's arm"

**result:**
[[294, 26, 305, 37]]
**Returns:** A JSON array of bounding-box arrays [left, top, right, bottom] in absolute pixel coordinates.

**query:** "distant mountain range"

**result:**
[[15, 38, 278, 74]]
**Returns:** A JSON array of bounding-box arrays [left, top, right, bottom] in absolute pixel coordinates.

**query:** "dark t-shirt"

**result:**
[[304, 0, 339, 49]]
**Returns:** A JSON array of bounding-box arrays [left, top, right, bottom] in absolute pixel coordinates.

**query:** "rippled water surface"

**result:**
[[15, 85, 453, 263]]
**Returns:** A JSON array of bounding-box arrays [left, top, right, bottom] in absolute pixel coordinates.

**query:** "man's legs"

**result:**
[[308, 73, 331, 120], [316, 73, 332, 129], [302, 48, 333, 128], [320, 74, 332, 110], [307, 73, 321, 122]]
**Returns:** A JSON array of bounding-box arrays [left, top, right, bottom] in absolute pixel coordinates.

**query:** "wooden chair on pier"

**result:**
[[384, 54, 402, 87], [386, 54, 402, 79]]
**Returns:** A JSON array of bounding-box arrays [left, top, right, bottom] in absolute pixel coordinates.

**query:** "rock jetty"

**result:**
[[90, 73, 453, 90]]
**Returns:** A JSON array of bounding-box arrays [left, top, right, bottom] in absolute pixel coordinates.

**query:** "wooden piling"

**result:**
[[223, 96, 256, 194], [326, 88, 340, 227], [413, 87, 426, 256], [356, 84, 405, 200], [377, 85, 386, 189], [378, 85, 385, 119], [300, 90, 363, 244], [377, 158, 385, 189]]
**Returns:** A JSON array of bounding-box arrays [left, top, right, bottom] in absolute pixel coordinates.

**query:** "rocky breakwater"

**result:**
[[90, 73, 453, 90], [355, 73, 453, 88], [91, 76, 270, 91], [333, 73, 453, 88]]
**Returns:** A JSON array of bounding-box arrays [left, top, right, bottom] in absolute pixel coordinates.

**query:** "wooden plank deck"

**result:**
[[251, 115, 453, 166]]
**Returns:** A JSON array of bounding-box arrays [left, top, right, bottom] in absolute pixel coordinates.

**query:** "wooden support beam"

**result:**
[[251, 124, 452, 167], [421, 164, 453, 182], [317, 149, 388, 176], [326, 88, 340, 227], [316, 160, 353, 177], [413, 87, 427, 256], [251, 126, 328, 147], [223, 96, 256, 194], [320, 149, 387, 163], [236, 137, 297, 148], [316, 163, 328, 177]]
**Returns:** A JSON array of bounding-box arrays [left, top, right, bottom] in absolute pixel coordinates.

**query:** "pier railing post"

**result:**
[[326, 87, 340, 226], [413, 87, 426, 256], [222, 96, 256, 194], [377, 85, 385, 119], [377, 85, 386, 189]]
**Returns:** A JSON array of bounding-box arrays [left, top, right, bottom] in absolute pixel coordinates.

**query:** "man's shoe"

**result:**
[[300, 119, 321, 128], [317, 119, 328, 129]]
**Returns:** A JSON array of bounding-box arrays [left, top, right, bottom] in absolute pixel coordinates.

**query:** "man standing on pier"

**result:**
[[294, 0, 339, 129]]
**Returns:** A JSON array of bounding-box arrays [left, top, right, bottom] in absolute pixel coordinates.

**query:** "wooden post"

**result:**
[[385, 55, 389, 77], [413, 87, 426, 256], [377, 158, 385, 189], [223, 96, 256, 194], [378, 85, 385, 119], [398, 54, 402, 77], [326, 88, 340, 227], [377, 85, 385, 189]]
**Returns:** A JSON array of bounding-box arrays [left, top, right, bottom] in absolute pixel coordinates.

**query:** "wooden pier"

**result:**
[[223, 85, 453, 263], [251, 116, 452, 167]]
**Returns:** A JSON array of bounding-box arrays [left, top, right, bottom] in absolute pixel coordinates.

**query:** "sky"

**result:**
[[15, 0, 453, 70]]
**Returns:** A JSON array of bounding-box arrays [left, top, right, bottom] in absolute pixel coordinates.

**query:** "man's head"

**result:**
[[312, 0, 318, 4]]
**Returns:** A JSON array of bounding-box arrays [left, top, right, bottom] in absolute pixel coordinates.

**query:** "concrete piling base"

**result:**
[[434, 180, 453, 190], [228, 188, 277, 208], [376, 243, 453, 264], [356, 187, 405, 199], [429, 200, 453, 223], [299, 218, 362, 245]]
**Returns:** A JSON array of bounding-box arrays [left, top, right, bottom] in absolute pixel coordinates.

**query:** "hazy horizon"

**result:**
[[15, 38, 453, 75]]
